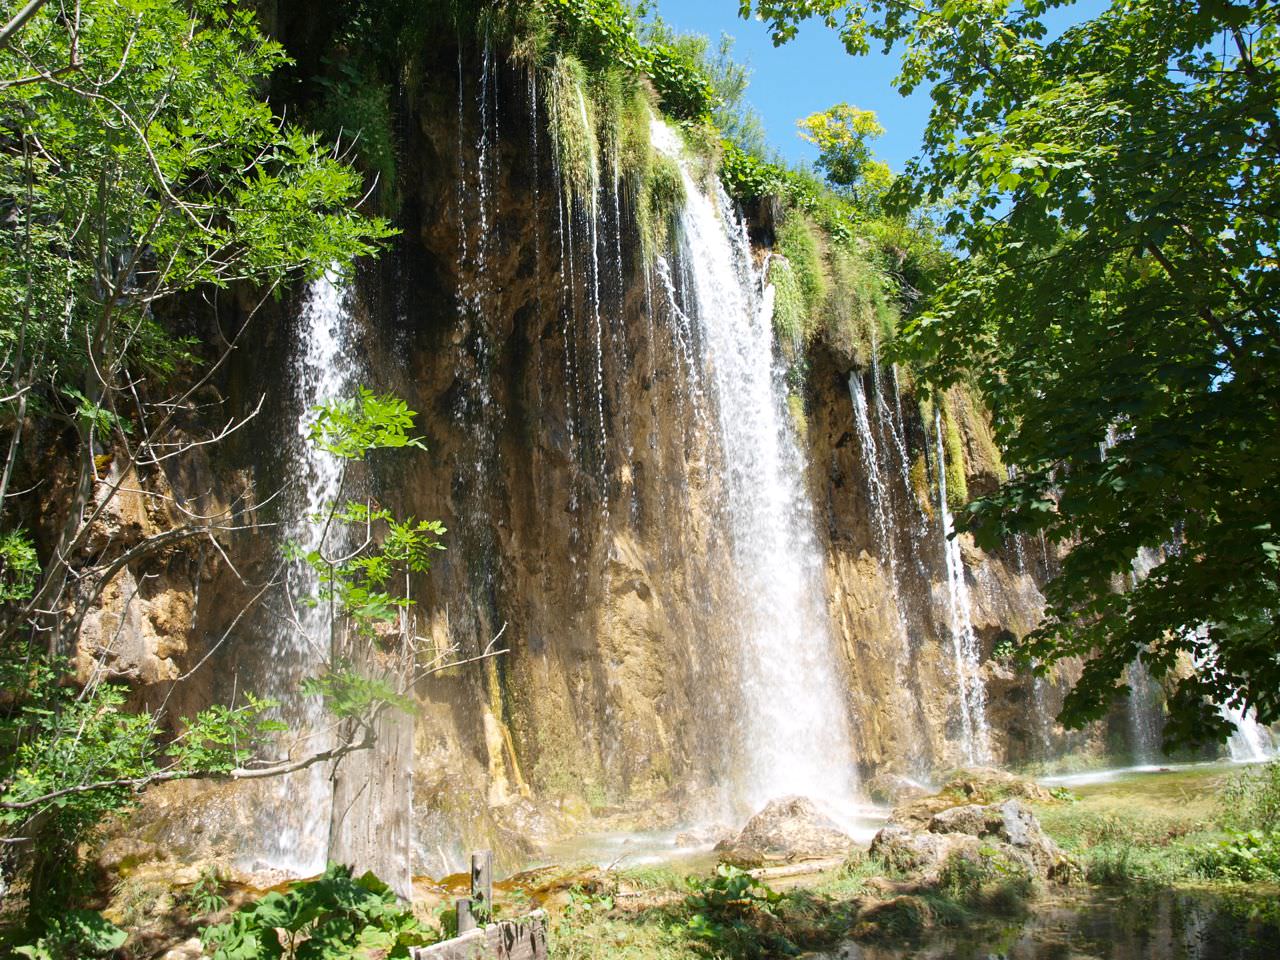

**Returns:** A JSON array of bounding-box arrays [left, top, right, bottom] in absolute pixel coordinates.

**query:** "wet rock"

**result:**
[[716, 796, 852, 866], [160, 938, 207, 960], [97, 836, 159, 874], [932, 799, 1068, 878], [871, 798, 1072, 882], [890, 767, 1054, 827], [942, 767, 1055, 803], [674, 823, 733, 848], [865, 772, 930, 806], [869, 824, 981, 875]]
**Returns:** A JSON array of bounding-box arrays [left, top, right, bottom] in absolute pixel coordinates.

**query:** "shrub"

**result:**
[[1194, 830, 1280, 883], [200, 863, 435, 959], [683, 865, 795, 959], [1220, 761, 1280, 833], [13, 911, 126, 960]]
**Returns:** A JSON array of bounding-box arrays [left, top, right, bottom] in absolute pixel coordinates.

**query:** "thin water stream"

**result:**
[[245, 272, 359, 876]]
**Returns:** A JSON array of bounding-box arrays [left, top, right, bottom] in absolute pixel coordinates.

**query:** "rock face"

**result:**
[[870, 798, 1072, 883], [716, 796, 853, 866], [82, 19, 1126, 880]]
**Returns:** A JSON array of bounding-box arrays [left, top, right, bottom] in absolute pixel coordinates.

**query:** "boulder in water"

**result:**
[[674, 823, 733, 848], [715, 795, 852, 867], [890, 767, 1054, 827], [865, 772, 930, 806]]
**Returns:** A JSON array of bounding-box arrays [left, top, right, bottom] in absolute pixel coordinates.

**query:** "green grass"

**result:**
[[546, 766, 1280, 958]]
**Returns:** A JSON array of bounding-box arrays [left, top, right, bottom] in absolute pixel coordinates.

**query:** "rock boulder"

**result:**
[[716, 796, 853, 866], [870, 798, 1073, 882], [865, 772, 931, 806]]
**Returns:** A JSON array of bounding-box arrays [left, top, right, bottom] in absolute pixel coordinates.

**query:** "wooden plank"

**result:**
[[747, 857, 846, 882], [411, 910, 548, 960]]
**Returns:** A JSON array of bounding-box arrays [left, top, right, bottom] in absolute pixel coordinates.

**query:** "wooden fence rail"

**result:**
[[410, 909, 548, 960], [410, 851, 547, 960]]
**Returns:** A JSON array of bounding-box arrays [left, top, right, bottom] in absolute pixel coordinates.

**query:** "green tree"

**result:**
[[0, 0, 393, 923], [797, 102, 890, 203], [741, 0, 1280, 745]]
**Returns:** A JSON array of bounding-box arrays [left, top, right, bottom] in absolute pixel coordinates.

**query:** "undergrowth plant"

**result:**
[[13, 911, 126, 960], [200, 863, 435, 959], [682, 865, 794, 959]]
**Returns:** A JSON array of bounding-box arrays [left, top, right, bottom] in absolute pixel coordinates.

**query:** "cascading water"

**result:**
[[848, 373, 898, 578], [934, 411, 991, 765], [247, 272, 359, 875], [659, 120, 858, 813], [1125, 660, 1165, 764], [1225, 705, 1278, 762]]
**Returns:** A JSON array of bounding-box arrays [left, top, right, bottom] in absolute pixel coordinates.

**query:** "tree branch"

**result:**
[[0, 0, 48, 52]]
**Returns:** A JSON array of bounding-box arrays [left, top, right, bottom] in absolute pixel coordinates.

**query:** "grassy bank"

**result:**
[[543, 762, 1280, 959]]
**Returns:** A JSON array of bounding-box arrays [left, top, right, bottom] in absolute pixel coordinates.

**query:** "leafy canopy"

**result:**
[[0, 0, 391, 922], [740, 0, 1280, 744], [797, 102, 891, 195]]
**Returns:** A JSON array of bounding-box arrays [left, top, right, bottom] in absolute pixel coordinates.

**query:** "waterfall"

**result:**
[[1225, 704, 1278, 762], [658, 120, 858, 812], [1125, 660, 1164, 763], [848, 373, 898, 579], [247, 272, 359, 875], [934, 411, 991, 765]]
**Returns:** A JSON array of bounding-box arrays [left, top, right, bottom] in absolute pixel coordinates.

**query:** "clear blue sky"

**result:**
[[649, 0, 1109, 174]]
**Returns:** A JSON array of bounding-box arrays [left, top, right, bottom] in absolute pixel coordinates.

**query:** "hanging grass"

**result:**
[[941, 392, 970, 510], [777, 215, 828, 319], [769, 256, 810, 349], [546, 54, 599, 203], [636, 150, 685, 260]]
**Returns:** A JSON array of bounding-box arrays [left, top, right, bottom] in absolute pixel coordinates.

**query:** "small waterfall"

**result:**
[[848, 373, 897, 577], [1224, 703, 1278, 762], [1125, 660, 1165, 763], [249, 272, 359, 875], [934, 411, 991, 765], [660, 121, 857, 812]]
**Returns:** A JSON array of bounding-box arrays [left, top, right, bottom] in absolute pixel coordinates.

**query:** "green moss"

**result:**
[[547, 54, 599, 202], [777, 215, 828, 319], [787, 393, 808, 443], [942, 397, 970, 510]]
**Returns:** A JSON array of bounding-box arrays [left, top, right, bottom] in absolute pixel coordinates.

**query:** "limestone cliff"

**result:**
[[97, 30, 1124, 883]]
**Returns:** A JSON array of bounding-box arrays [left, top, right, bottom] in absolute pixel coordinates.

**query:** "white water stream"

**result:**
[[934, 412, 992, 765], [249, 272, 359, 875], [657, 119, 859, 814]]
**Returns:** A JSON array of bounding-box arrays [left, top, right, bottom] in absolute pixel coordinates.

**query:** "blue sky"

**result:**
[[650, 0, 1109, 174]]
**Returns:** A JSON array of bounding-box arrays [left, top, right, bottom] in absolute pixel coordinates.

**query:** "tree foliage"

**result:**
[[797, 102, 892, 204], [741, 0, 1280, 744], [0, 0, 391, 923]]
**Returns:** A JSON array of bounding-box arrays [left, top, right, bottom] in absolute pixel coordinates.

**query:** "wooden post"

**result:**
[[471, 850, 494, 920], [456, 898, 476, 935]]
